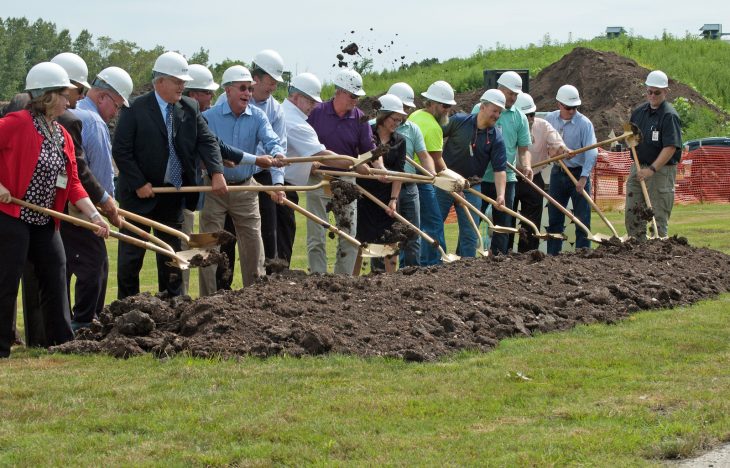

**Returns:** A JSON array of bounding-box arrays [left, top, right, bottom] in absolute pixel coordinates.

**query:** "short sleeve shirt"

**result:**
[[408, 109, 443, 152], [307, 100, 374, 157], [630, 101, 683, 165], [441, 113, 506, 179]]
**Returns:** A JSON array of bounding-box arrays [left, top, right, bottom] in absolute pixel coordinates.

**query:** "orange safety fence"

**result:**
[[592, 147, 730, 210]]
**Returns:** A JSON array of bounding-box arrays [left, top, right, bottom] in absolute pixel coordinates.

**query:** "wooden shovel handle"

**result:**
[[465, 188, 538, 233], [532, 130, 634, 169], [557, 160, 620, 237], [119, 220, 175, 253], [150, 182, 325, 193], [116, 208, 190, 242], [285, 155, 357, 164], [11, 198, 180, 261], [506, 162, 594, 238], [279, 197, 361, 248], [629, 146, 660, 235]]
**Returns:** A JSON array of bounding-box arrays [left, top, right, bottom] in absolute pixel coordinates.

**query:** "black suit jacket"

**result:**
[[112, 92, 224, 213]]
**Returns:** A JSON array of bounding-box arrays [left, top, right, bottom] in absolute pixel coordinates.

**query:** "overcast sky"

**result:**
[[4, 0, 728, 82]]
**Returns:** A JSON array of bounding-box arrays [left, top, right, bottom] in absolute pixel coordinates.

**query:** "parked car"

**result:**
[[683, 136, 730, 152]]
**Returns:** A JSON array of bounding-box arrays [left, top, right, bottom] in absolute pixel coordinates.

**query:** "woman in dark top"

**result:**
[[354, 94, 407, 274], [0, 62, 109, 358]]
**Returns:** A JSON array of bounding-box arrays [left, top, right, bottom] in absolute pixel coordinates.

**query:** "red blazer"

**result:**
[[0, 110, 88, 227]]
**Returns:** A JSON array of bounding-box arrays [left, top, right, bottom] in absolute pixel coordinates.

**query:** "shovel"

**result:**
[[556, 159, 627, 241], [506, 162, 613, 244], [151, 180, 330, 194], [625, 122, 660, 239], [11, 198, 203, 270], [460, 204, 489, 257], [280, 197, 396, 258], [532, 124, 641, 170], [116, 207, 227, 250], [466, 188, 564, 241], [404, 156, 468, 192], [314, 169, 425, 184], [355, 185, 460, 263]]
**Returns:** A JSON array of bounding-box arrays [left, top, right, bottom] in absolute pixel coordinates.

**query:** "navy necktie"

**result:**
[[165, 103, 183, 189]]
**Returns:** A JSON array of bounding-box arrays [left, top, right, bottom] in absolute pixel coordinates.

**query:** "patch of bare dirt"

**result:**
[[51, 237, 730, 361]]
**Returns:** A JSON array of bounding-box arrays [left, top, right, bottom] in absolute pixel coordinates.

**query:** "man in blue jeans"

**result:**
[[438, 89, 507, 256], [544, 85, 598, 254]]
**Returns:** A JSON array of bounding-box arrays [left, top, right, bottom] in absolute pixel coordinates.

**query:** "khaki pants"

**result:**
[[625, 164, 677, 240], [180, 208, 195, 295], [305, 175, 358, 275], [199, 178, 264, 294]]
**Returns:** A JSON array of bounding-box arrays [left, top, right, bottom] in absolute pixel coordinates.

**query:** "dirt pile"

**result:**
[[359, 47, 728, 142], [51, 237, 730, 361]]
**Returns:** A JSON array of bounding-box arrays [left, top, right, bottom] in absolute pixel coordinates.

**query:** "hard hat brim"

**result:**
[[421, 91, 456, 106]]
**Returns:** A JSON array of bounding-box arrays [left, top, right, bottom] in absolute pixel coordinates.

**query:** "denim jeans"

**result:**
[[417, 183, 446, 266], [480, 181, 516, 255], [398, 183, 421, 267], [547, 166, 592, 255], [434, 184, 483, 257]]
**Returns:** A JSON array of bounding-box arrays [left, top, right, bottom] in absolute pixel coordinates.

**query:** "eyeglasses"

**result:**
[[346, 91, 359, 100], [103, 93, 123, 110], [388, 115, 404, 125], [59, 93, 71, 100], [234, 84, 255, 93], [646, 89, 663, 96], [562, 104, 578, 111], [441, 103, 453, 109]]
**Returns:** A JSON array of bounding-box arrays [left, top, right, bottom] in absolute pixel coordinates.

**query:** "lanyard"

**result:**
[[34, 114, 68, 174]]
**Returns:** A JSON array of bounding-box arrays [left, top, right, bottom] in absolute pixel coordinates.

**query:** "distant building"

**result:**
[[606, 26, 626, 39], [699, 24, 723, 40]]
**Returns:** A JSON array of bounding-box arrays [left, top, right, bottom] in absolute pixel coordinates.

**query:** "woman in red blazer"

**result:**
[[0, 62, 109, 358]]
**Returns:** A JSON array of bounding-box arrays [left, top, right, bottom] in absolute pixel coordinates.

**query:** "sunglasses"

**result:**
[[646, 89, 663, 96], [441, 103, 453, 109], [346, 91, 360, 99], [235, 84, 255, 93], [562, 104, 578, 111]]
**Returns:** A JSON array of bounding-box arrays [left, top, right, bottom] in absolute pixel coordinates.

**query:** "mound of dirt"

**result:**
[[51, 237, 730, 361], [359, 47, 728, 142]]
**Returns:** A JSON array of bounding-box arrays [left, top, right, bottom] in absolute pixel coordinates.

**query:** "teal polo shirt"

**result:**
[[476, 104, 531, 183]]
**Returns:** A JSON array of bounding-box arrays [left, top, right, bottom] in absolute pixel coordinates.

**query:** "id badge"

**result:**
[[652, 130, 660, 142], [55, 173, 68, 189]]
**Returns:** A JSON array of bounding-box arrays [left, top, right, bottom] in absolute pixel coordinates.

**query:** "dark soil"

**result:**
[[189, 251, 231, 283], [212, 230, 236, 246], [629, 205, 655, 222], [325, 179, 360, 231], [51, 237, 730, 361], [379, 221, 418, 244]]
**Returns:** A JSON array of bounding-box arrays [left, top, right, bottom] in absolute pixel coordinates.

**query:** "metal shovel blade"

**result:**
[[487, 225, 519, 235], [434, 169, 468, 192], [169, 248, 216, 270], [361, 243, 399, 258], [441, 252, 461, 263], [186, 231, 231, 249]]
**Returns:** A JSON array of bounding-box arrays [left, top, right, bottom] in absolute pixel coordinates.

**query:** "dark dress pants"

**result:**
[[253, 171, 278, 272], [61, 221, 108, 325], [514, 172, 546, 252], [276, 188, 298, 266]]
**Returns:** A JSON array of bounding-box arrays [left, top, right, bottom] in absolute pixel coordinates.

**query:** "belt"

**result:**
[[226, 177, 252, 186]]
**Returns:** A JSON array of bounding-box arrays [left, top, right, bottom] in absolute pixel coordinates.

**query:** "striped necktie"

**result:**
[[164, 103, 183, 189]]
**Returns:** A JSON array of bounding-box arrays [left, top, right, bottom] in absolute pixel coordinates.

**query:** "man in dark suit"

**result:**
[[113, 51, 227, 299]]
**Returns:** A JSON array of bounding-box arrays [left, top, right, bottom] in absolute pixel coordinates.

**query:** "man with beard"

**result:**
[[407, 80, 456, 265]]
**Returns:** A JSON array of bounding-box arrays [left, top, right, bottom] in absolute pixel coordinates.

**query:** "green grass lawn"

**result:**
[[3, 203, 729, 465]]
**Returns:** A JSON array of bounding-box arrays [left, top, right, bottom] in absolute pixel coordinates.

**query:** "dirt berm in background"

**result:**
[[359, 47, 728, 142], [51, 238, 730, 362]]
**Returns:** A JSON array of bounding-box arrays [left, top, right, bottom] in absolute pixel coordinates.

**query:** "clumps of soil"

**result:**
[[371, 142, 391, 160], [189, 251, 231, 283], [379, 221, 418, 244], [629, 205, 655, 222], [212, 230, 236, 246], [265, 258, 290, 274], [342, 42, 360, 56], [50, 237, 730, 362], [325, 179, 360, 231], [466, 176, 482, 187]]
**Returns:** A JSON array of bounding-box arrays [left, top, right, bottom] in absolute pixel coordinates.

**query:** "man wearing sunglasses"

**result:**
[[625, 70, 682, 240], [306, 68, 374, 275], [544, 84, 597, 255]]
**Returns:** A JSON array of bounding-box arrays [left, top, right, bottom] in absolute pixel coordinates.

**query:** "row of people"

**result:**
[[0, 48, 681, 357]]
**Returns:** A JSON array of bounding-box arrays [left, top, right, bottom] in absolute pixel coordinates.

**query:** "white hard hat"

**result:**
[[51, 52, 91, 89], [221, 65, 254, 86], [645, 70, 669, 88], [24, 62, 75, 98], [153, 51, 193, 81], [514, 92, 536, 114], [377, 93, 407, 115], [185, 64, 219, 91], [95, 66, 134, 107], [252, 49, 285, 82], [496, 71, 522, 94], [556, 84, 582, 106], [334, 68, 366, 96], [421, 80, 457, 106], [479, 89, 506, 109], [387, 82, 415, 108], [290, 72, 322, 103]]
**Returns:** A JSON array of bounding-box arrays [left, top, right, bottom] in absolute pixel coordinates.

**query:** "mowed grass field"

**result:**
[[2, 203, 730, 465]]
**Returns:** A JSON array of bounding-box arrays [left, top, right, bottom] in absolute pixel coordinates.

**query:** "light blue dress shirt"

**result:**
[[544, 110, 598, 178], [70, 97, 114, 202], [251, 95, 287, 155], [203, 100, 285, 184]]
